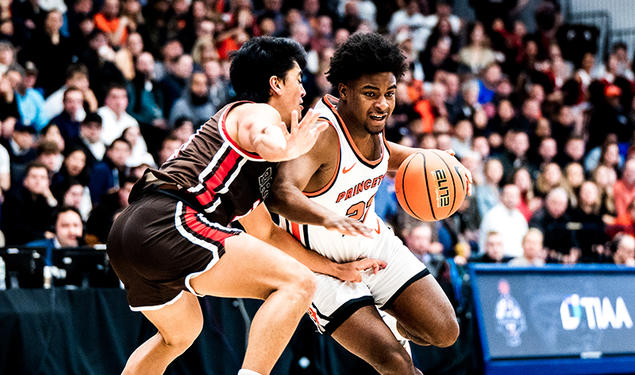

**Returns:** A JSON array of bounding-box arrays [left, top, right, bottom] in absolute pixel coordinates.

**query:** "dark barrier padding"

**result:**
[[0, 289, 478, 375]]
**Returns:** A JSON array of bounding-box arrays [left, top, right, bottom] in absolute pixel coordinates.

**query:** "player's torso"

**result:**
[[150, 102, 275, 225], [278, 95, 391, 261]]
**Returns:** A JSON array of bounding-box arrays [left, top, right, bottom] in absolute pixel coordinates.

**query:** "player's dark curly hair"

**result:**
[[230, 37, 307, 103], [326, 32, 407, 87]]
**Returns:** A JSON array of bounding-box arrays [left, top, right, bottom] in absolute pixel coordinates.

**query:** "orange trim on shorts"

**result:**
[[322, 95, 383, 167], [304, 118, 341, 197], [290, 222, 302, 242]]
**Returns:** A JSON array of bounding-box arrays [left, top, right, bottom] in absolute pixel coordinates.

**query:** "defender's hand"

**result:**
[[322, 215, 375, 238], [335, 258, 387, 282], [283, 109, 328, 159]]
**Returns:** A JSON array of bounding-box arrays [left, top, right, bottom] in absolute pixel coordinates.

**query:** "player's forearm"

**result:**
[[387, 141, 422, 171], [267, 183, 335, 227], [266, 225, 340, 277]]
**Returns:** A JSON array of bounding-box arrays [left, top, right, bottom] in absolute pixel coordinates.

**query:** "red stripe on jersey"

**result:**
[[196, 190, 214, 207], [219, 103, 262, 160], [290, 222, 302, 242], [183, 206, 234, 243], [196, 149, 241, 207]]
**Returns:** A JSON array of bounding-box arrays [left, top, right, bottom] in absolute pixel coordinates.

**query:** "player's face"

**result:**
[[277, 62, 305, 126], [341, 72, 396, 134]]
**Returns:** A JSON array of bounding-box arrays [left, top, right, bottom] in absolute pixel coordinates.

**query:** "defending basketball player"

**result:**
[[107, 37, 385, 375], [268, 33, 472, 375]]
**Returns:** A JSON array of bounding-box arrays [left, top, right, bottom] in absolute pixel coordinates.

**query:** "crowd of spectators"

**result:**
[[0, 0, 634, 268]]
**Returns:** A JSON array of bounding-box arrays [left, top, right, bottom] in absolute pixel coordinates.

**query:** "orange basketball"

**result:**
[[394, 150, 467, 221]]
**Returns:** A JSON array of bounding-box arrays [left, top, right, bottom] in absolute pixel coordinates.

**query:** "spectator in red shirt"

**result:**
[[615, 159, 635, 218], [608, 198, 635, 238]]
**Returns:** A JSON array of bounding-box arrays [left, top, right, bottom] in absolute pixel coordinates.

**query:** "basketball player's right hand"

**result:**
[[335, 258, 387, 282], [323, 216, 375, 238], [282, 109, 328, 159], [444, 149, 473, 196]]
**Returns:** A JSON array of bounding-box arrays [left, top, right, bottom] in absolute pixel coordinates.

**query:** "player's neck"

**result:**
[[267, 98, 289, 126], [336, 103, 373, 143], [337, 103, 381, 160]]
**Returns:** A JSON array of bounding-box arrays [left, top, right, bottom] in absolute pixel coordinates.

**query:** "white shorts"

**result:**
[[305, 223, 429, 334]]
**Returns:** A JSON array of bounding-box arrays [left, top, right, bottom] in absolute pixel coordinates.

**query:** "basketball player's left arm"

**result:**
[[386, 141, 473, 196], [235, 104, 328, 162], [240, 204, 385, 283]]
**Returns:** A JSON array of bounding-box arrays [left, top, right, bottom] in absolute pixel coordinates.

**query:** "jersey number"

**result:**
[[346, 195, 375, 222]]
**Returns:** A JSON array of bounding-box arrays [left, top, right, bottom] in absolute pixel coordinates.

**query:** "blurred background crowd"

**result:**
[[0, 0, 633, 271]]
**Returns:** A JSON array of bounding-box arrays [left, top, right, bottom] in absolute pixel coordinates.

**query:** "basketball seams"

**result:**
[[396, 150, 466, 221], [422, 152, 438, 221], [401, 153, 425, 221], [431, 150, 457, 215], [453, 162, 465, 191]]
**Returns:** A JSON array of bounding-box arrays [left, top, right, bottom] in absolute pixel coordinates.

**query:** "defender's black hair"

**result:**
[[230, 37, 307, 103], [326, 32, 407, 88]]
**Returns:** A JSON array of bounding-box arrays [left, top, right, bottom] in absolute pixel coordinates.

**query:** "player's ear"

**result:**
[[269, 76, 282, 96], [338, 83, 347, 100]]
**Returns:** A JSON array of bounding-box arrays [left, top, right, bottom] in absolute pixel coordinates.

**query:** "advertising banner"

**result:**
[[470, 265, 635, 360]]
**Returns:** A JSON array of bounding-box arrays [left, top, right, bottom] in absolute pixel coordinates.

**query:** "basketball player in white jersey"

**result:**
[[268, 33, 471, 374]]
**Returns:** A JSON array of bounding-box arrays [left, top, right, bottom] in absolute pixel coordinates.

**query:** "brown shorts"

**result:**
[[107, 193, 242, 311]]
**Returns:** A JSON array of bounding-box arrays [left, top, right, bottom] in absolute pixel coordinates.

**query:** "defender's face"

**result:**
[[277, 62, 305, 126], [341, 72, 396, 134]]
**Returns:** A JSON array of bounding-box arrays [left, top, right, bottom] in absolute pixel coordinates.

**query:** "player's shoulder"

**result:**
[[296, 118, 339, 166], [313, 94, 339, 116], [314, 118, 339, 150], [231, 102, 280, 119]]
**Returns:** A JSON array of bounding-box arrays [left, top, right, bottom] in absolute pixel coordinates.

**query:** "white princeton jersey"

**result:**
[[278, 95, 392, 263]]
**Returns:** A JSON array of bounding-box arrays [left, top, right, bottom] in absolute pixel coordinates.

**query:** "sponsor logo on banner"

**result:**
[[560, 294, 634, 330], [495, 279, 526, 347]]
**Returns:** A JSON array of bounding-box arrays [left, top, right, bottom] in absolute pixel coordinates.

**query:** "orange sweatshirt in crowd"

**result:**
[[94, 13, 128, 46]]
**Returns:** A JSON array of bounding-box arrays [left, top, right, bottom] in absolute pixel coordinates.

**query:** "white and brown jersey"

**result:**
[[131, 101, 276, 226]]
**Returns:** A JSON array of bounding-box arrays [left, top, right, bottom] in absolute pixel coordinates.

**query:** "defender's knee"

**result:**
[[281, 267, 316, 305], [297, 269, 317, 299], [161, 319, 203, 352]]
